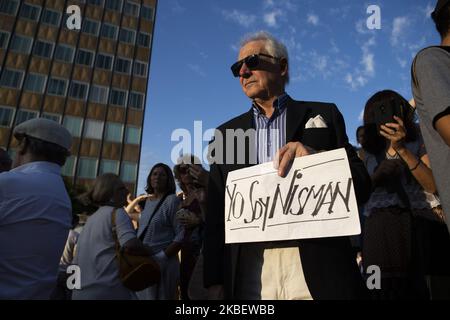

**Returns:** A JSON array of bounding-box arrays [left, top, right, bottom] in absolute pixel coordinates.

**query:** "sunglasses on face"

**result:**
[[230, 53, 280, 77]]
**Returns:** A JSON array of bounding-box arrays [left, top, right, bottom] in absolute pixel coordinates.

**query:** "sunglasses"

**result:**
[[230, 53, 280, 77]]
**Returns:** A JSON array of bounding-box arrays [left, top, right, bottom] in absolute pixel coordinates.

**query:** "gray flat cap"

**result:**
[[13, 118, 72, 151]]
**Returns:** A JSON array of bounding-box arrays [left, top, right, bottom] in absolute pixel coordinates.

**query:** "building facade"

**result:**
[[0, 0, 157, 194]]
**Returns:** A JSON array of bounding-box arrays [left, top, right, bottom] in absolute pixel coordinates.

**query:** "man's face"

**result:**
[[237, 40, 285, 100]]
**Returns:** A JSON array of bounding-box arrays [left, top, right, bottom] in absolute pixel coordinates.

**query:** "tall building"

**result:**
[[0, 0, 157, 194]]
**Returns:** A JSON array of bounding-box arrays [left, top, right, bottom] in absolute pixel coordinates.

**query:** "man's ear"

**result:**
[[280, 58, 288, 77]]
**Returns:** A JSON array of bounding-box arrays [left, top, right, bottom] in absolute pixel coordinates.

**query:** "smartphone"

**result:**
[[373, 98, 404, 134]]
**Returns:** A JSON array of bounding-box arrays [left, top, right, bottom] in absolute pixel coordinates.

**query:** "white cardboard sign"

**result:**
[[224, 148, 361, 244]]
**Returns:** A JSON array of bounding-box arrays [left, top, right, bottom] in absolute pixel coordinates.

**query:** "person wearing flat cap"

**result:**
[[411, 0, 450, 231], [0, 118, 73, 299]]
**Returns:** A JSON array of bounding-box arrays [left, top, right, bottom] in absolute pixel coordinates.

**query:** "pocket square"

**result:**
[[305, 115, 328, 129]]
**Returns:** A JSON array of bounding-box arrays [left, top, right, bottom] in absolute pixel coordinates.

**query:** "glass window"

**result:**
[[124, 1, 139, 16], [24, 73, 46, 93], [82, 19, 100, 36], [0, 0, 19, 15], [78, 158, 97, 179], [63, 116, 83, 137], [96, 53, 113, 70], [0, 69, 23, 89], [137, 32, 151, 47], [119, 28, 135, 44], [99, 159, 119, 175], [10, 35, 33, 54], [109, 89, 127, 106], [84, 119, 104, 140], [61, 156, 76, 177], [69, 82, 89, 100], [15, 110, 38, 125], [105, 0, 123, 11], [19, 3, 41, 21], [105, 122, 123, 142], [47, 78, 67, 96], [89, 85, 109, 104], [76, 49, 94, 66], [33, 40, 54, 59], [115, 57, 131, 74], [41, 113, 61, 123], [0, 107, 14, 127], [100, 23, 118, 40], [129, 92, 144, 109], [141, 5, 153, 20], [41, 8, 61, 26], [134, 61, 147, 77], [55, 44, 75, 63], [120, 162, 137, 182], [0, 31, 9, 49], [87, 0, 104, 6], [125, 126, 141, 144]]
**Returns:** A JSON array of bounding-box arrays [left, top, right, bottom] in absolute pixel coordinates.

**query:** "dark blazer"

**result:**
[[204, 97, 372, 300]]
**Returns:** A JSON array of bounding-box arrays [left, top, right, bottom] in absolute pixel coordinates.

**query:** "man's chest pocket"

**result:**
[[300, 128, 334, 151]]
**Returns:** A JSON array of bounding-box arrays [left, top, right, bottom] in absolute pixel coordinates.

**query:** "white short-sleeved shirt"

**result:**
[[0, 161, 72, 299], [72, 206, 137, 300]]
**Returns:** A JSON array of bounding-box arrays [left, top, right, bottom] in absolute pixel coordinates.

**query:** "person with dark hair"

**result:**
[[0, 148, 12, 173], [412, 0, 450, 229], [72, 174, 150, 300], [361, 90, 450, 299], [356, 126, 366, 161], [0, 118, 73, 299], [136, 163, 183, 300]]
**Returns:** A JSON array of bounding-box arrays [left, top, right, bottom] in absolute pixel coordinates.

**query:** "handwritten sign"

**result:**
[[224, 148, 360, 244]]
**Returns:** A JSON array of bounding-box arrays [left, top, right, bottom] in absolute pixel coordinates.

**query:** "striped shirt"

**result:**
[[252, 93, 289, 164]]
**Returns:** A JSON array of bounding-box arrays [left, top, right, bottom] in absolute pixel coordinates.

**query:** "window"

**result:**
[[0, 107, 14, 127], [105, 122, 123, 142], [134, 61, 147, 77], [0, 69, 23, 89], [99, 160, 119, 175], [129, 92, 144, 109], [24, 73, 46, 93], [100, 23, 118, 40], [119, 28, 135, 44], [10, 35, 33, 54], [47, 78, 67, 96], [19, 3, 41, 21], [0, 0, 19, 15], [15, 110, 38, 125], [124, 1, 139, 16], [0, 31, 9, 49], [109, 89, 127, 106], [33, 40, 54, 59], [125, 126, 141, 144], [87, 0, 104, 6], [54, 44, 75, 63], [82, 19, 100, 36], [78, 158, 97, 179], [137, 32, 151, 47], [63, 116, 83, 137], [61, 156, 76, 176], [41, 113, 61, 123], [83, 119, 104, 140], [115, 57, 131, 74], [89, 85, 109, 104], [76, 49, 94, 66], [120, 162, 137, 182], [41, 8, 61, 26], [69, 82, 89, 100], [96, 53, 113, 70], [141, 5, 153, 20], [105, 0, 123, 11]]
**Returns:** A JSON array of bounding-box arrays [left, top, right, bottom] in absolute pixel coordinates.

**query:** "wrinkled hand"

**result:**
[[176, 209, 201, 228], [274, 142, 316, 177], [380, 116, 407, 152], [125, 193, 151, 215], [188, 165, 209, 188]]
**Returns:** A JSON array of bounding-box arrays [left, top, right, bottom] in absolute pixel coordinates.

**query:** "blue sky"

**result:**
[[137, 0, 440, 193]]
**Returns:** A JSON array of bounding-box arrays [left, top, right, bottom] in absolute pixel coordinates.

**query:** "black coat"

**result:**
[[204, 97, 372, 299]]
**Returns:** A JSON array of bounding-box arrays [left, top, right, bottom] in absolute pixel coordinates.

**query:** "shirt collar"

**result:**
[[252, 93, 290, 118], [10, 161, 62, 175]]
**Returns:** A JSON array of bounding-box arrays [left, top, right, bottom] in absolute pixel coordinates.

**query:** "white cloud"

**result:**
[[264, 0, 275, 8], [397, 57, 408, 68], [187, 64, 206, 77], [358, 109, 365, 122], [264, 10, 282, 28], [391, 17, 409, 46], [345, 38, 376, 90], [307, 14, 319, 26], [221, 9, 256, 28], [424, 3, 434, 19]]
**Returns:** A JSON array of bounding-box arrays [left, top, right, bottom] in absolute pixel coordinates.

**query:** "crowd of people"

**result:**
[[0, 0, 449, 300]]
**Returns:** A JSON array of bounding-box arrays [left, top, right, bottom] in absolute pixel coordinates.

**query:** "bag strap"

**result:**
[[138, 193, 170, 241], [111, 208, 121, 256]]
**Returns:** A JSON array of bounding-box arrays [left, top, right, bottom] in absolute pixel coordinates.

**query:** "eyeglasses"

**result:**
[[230, 53, 280, 77]]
